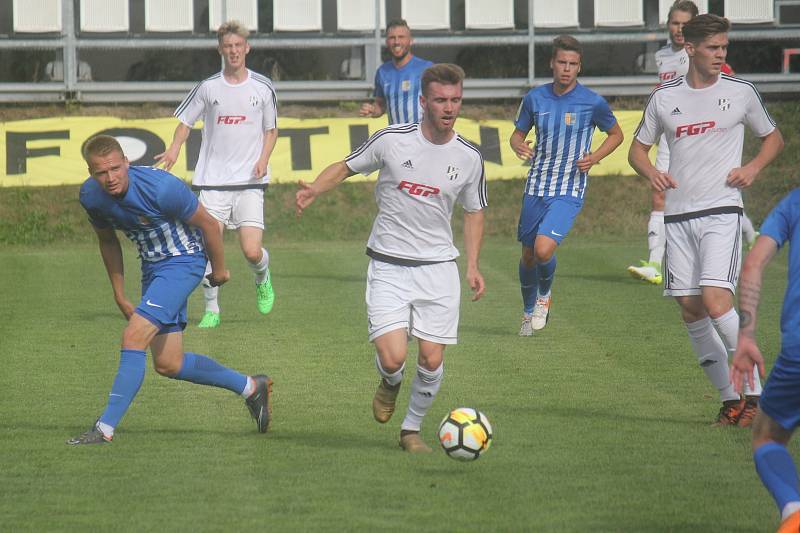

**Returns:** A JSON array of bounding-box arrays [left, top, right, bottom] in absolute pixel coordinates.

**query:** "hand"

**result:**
[[467, 267, 485, 301], [730, 333, 765, 394], [359, 102, 375, 118], [649, 170, 678, 192], [726, 164, 758, 188], [295, 180, 318, 217], [206, 270, 230, 287], [253, 158, 269, 179], [576, 152, 596, 173], [153, 148, 179, 171], [512, 139, 534, 161], [116, 298, 135, 321]]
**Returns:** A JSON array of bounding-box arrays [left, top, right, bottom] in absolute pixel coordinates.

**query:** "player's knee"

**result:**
[[520, 246, 536, 268], [121, 322, 155, 350], [534, 246, 554, 264], [154, 360, 180, 377], [243, 246, 262, 264]]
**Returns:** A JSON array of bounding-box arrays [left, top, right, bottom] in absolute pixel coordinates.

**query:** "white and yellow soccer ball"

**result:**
[[438, 407, 493, 461]]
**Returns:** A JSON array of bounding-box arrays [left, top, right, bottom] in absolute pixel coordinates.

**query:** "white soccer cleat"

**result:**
[[531, 295, 551, 331], [627, 261, 662, 285], [518, 314, 533, 336]]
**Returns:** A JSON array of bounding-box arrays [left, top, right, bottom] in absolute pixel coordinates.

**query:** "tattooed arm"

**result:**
[[730, 235, 779, 393]]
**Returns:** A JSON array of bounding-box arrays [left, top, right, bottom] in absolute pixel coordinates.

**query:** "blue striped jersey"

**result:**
[[80, 166, 204, 262], [373, 55, 433, 125], [515, 82, 617, 199]]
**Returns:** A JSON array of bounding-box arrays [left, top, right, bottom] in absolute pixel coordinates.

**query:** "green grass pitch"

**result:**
[[0, 235, 792, 531]]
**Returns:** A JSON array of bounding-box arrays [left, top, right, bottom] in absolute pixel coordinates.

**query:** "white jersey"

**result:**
[[346, 123, 487, 262], [655, 44, 689, 83], [636, 74, 776, 216], [175, 69, 277, 187]]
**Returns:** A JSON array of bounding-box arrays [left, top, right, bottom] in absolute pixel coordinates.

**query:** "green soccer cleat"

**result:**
[[198, 311, 220, 329], [256, 274, 275, 315], [627, 260, 662, 285]]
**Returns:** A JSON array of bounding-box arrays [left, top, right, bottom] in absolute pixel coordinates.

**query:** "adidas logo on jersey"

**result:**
[[402, 160, 414, 169], [671, 107, 682, 115], [212, 99, 220, 105]]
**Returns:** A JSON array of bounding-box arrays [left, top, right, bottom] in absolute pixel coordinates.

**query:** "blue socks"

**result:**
[[174, 352, 248, 395], [537, 255, 557, 296], [519, 261, 538, 314], [755, 442, 800, 516], [99, 349, 146, 430]]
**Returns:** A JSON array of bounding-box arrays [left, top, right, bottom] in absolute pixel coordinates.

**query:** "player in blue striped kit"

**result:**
[[510, 35, 624, 336], [67, 135, 271, 445], [731, 189, 800, 532], [360, 19, 432, 124]]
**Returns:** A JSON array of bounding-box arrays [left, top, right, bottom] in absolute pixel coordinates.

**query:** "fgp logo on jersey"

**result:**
[[675, 121, 716, 138], [398, 180, 440, 197], [217, 115, 247, 125]]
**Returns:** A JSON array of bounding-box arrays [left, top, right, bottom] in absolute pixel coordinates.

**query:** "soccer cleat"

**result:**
[[245, 374, 273, 433], [399, 431, 433, 454], [531, 294, 551, 331], [737, 396, 759, 428], [198, 311, 220, 329], [778, 509, 800, 533], [256, 274, 275, 315], [66, 424, 112, 445], [372, 379, 401, 423], [627, 260, 663, 285], [712, 399, 745, 426], [518, 314, 534, 337]]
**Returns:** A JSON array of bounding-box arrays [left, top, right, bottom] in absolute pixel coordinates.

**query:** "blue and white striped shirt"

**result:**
[[80, 166, 204, 262], [373, 55, 433, 125], [515, 82, 617, 199]]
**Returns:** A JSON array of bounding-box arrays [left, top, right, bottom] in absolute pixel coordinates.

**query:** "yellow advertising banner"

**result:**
[[0, 112, 646, 187]]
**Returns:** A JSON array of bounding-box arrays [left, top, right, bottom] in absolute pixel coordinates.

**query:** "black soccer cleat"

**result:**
[[245, 374, 273, 433]]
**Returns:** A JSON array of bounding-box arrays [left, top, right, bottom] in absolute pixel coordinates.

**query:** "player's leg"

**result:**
[[373, 329, 410, 423], [197, 191, 228, 328], [399, 340, 445, 454], [628, 190, 665, 285], [517, 194, 547, 335], [234, 190, 274, 315], [752, 353, 800, 530]]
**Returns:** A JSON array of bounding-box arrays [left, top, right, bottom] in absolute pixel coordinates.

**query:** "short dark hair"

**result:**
[[682, 13, 730, 45], [552, 35, 582, 59], [421, 63, 465, 96], [668, 0, 699, 23], [386, 19, 409, 33], [83, 135, 123, 162]]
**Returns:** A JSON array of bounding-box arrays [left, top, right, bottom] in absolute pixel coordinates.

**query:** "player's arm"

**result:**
[[463, 209, 486, 301], [509, 129, 534, 161], [360, 96, 386, 118], [730, 235, 778, 393], [628, 139, 678, 192], [94, 225, 134, 320], [154, 123, 191, 171], [576, 123, 624, 172], [253, 128, 279, 179], [295, 161, 355, 216], [726, 128, 784, 188], [186, 204, 229, 287]]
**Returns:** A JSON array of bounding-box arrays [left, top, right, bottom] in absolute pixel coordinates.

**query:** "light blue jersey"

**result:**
[[373, 55, 433, 125], [515, 82, 617, 199], [760, 189, 800, 352], [80, 166, 204, 262]]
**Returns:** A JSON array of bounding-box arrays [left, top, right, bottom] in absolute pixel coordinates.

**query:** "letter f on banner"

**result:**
[[6, 130, 70, 174]]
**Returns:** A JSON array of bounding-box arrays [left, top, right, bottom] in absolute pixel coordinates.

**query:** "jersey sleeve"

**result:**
[[373, 68, 384, 100], [458, 154, 488, 213], [345, 130, 386, 175], [262, 84, 278, 131], [634, 90, 663, 146], [79, 180, 112, 229], [175, 81, 207, 127], [513, 95, 535, 133], [759, 191, 798, 249], [743, 85, 776, 138], [592, 96, 618, 132], [157, 173, 199, 222]]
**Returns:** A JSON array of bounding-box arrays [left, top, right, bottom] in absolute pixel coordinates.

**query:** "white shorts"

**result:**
[[663, 212, 741, 297], [365, 259, 460, 345], [198, 189, 264, 230]]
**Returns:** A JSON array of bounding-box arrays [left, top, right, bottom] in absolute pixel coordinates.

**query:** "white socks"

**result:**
[[240, 376, 255, 398], [203, 261, 220, 313], [711, 308, 762, 396], [401, 364, 443, 432], [686, 317, 740, 402], [249, 247, 270, 284], [647, 211, 665, 265], [741, 212, 757, 245], [375, 353, 404, 386]]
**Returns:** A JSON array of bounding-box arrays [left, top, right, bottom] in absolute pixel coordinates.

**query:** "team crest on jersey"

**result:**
[[718, 98, 731, 111], [564, 113, 576, 126], [447, 165, 460, 181], [401, 80, 411, 92], [249, 96, 260, 107]]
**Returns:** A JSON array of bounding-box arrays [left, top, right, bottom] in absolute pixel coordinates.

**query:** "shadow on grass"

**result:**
[[278, 272, 365, 284]]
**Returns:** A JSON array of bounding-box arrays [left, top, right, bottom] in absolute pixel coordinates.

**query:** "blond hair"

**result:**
[[83, 135, 123, 162], [217, 20, 249, 43]]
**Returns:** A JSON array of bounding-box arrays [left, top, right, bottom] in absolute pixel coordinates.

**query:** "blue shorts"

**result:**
[[135, 254, 207, 335], [517, 194, 584, 247], [760, 346, 800, 431]]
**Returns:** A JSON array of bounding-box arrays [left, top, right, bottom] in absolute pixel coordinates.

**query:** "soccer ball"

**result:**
[[438, 407, 493, 461]]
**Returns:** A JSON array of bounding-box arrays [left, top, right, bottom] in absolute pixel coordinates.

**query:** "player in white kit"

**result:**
[[629, 14, 784, 425], [295, 64, 487, 453], [155, 20, 278, 329], [627, 1, 757, 285]]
